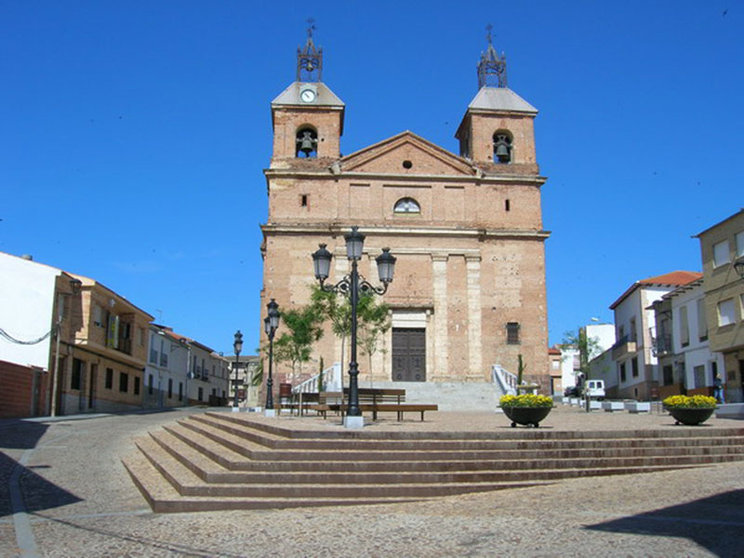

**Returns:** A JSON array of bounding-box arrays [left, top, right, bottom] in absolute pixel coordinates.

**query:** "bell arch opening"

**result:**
[[493, 130, 513, 164], [296, 126, 318, 158]]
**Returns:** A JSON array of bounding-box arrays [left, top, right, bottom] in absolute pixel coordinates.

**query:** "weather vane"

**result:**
[[307, 18, 315, 40]]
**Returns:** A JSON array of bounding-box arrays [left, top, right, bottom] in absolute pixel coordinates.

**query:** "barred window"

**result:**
[[506, 322, 520, 345]]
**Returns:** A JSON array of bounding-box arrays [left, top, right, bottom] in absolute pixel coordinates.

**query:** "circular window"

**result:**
[[402, 160, 413, 169]]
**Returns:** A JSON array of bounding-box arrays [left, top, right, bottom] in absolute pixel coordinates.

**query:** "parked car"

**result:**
[[585, 379, 606, 400], [563, 386, 580, 397]]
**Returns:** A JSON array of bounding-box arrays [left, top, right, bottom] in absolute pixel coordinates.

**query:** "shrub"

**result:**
[[499, 394, 553, 408], [662, 395, 717, 409]]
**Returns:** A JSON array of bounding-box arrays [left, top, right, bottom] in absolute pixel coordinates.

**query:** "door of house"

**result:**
[[88, 364, 97, 409], [392, 328, 426, 382]]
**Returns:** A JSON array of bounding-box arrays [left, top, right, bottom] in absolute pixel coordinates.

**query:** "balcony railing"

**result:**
[[652, 334, 673, 357], [612, 335, 638, 360]]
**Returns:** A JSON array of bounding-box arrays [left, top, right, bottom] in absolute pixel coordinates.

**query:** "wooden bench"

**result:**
[[307, 388, 438, 421]]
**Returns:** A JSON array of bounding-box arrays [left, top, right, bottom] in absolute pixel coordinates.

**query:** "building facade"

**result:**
[[610, 271, 702, 400], [259, 33, 550, 402], [650, 279, 724, 399], [0, 251, 153, 415], [696, 209, 744, 403]]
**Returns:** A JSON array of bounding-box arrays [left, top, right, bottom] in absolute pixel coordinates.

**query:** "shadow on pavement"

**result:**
[[585, 489, 744, 558], [0, 452, 82, 518], [0, 420, 49, 450]]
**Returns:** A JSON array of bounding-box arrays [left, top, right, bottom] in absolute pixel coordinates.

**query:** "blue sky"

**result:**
[[2, 1, 742, 355]]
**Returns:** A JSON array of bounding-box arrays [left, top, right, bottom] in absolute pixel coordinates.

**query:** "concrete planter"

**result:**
[[667, 407, 715, 426], [602, 401, 625, 412], [569, 398, 580, 406], [502, 406, 552, 428], [588, 400, 602, 410], [626, 401, 651, 413]]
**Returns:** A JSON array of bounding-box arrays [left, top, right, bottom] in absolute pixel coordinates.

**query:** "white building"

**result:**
[[146, 325, 230, 407], [653, 279, 724, 396], [560, 323, 616, 392], [610, 271, 702, 400], [0, 253, 65, 370]]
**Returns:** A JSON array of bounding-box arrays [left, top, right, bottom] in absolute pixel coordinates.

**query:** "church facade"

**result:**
[[260, 32, 550, 397]]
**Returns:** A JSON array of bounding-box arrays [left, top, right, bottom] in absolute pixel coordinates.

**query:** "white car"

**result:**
[[585, 379, 606, 400]]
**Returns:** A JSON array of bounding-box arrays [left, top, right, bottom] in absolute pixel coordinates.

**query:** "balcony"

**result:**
[[612, 335, 638, 360], [652, 334, 673, 357]]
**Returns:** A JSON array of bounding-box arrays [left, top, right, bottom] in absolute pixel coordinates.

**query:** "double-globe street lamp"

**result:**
[[312, 226, 396, 428], [232, 330, 243, 411], [263, 299, 280, 417]]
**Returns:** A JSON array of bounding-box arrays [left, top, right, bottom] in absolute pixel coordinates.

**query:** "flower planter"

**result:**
[[626, 401, 650, 413], [667, 407, 715, 426], [502, 406, 552, 428], [602, 401, 625, 412]]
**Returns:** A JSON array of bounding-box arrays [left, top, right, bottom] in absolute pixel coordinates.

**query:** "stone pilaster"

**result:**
[[431, 255, 449, 381], [466, 255, 482, 380]]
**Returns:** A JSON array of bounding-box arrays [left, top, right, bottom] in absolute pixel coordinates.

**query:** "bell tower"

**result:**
[[455, 27, 538, 174], [270, 23, 345, 165]]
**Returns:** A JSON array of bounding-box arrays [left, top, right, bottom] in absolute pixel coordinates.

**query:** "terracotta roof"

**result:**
[[609, 270, 702, 310]]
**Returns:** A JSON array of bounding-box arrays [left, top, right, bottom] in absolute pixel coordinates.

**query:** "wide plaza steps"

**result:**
[[123, 411, 744, 513]]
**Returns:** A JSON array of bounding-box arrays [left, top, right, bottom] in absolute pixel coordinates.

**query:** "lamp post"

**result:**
[[264, 299, 280, 417], [312, 226, 396, 428], [232, 330, 243, 411], [734, 256, 744, 280]]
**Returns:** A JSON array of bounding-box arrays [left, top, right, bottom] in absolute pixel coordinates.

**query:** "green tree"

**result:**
[[273, 305, 324, 384], [358, 298, 391, 385], [561, 327, 602, 380], [310, 285, 391, 387]]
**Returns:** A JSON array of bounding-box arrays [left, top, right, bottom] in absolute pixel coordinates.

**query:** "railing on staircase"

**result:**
[[491, 364, 518, 396], [293, 362, 343, 393]]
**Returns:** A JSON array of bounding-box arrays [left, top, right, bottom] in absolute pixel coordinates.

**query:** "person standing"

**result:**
[[713, 374, 725, 404]]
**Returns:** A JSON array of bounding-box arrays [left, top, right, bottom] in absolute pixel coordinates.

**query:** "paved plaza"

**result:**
[[1, 405, 743, 557]]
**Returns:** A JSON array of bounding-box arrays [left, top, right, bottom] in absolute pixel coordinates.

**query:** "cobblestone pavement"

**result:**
[[1, 406, 743, 557]]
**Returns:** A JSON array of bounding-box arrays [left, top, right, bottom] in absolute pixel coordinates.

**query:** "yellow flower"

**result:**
[[500, 394, 553, 408], [662, 395, 717, 409]]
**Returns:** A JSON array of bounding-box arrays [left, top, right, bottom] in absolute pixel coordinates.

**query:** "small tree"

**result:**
[[562, 327, 602, 382], [311, 285, 391, 390], [358, 297, 391, 385], [273, 305, 324, 384], [517, 354, 525, 386], [562, 327, 603, 412]]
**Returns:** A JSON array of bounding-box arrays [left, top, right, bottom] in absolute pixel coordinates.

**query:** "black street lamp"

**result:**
[[232, 330, 243, 410], [264, 299, 280, 416], [312, 226, 396, 428], [734, 256, 744, 280]]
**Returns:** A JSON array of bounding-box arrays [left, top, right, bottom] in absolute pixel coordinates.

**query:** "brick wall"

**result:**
[[0, 359, 49, 418]]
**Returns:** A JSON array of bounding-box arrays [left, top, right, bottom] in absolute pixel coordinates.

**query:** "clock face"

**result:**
[[300, 88, 317, 103]]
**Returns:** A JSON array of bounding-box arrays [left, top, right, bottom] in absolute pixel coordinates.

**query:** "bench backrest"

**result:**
[[342, 387, 406, 404]]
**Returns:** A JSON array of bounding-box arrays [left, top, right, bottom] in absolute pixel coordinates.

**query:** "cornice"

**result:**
[[264, 167, 547, 186], [260, 222, 551, 241]]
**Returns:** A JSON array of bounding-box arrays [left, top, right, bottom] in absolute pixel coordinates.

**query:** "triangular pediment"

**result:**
[[340, 131, 476, 176]]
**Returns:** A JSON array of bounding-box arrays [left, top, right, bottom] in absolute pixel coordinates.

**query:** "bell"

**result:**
[[297, 131, 316, 156], [299, 136, 315, 155], [495, 140, 510, 163]]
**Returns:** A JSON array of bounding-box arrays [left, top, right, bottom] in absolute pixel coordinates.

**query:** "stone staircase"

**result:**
[[122, 412, 744, 513]]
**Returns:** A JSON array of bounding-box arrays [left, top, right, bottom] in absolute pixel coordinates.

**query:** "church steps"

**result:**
[[124, 413, 744, 512], [148, 430, 741, 485], [183, 414, 744, 452], [159, 424, 744, 473], [202, 412, 744, 441], [122, 451, 432, 513]]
